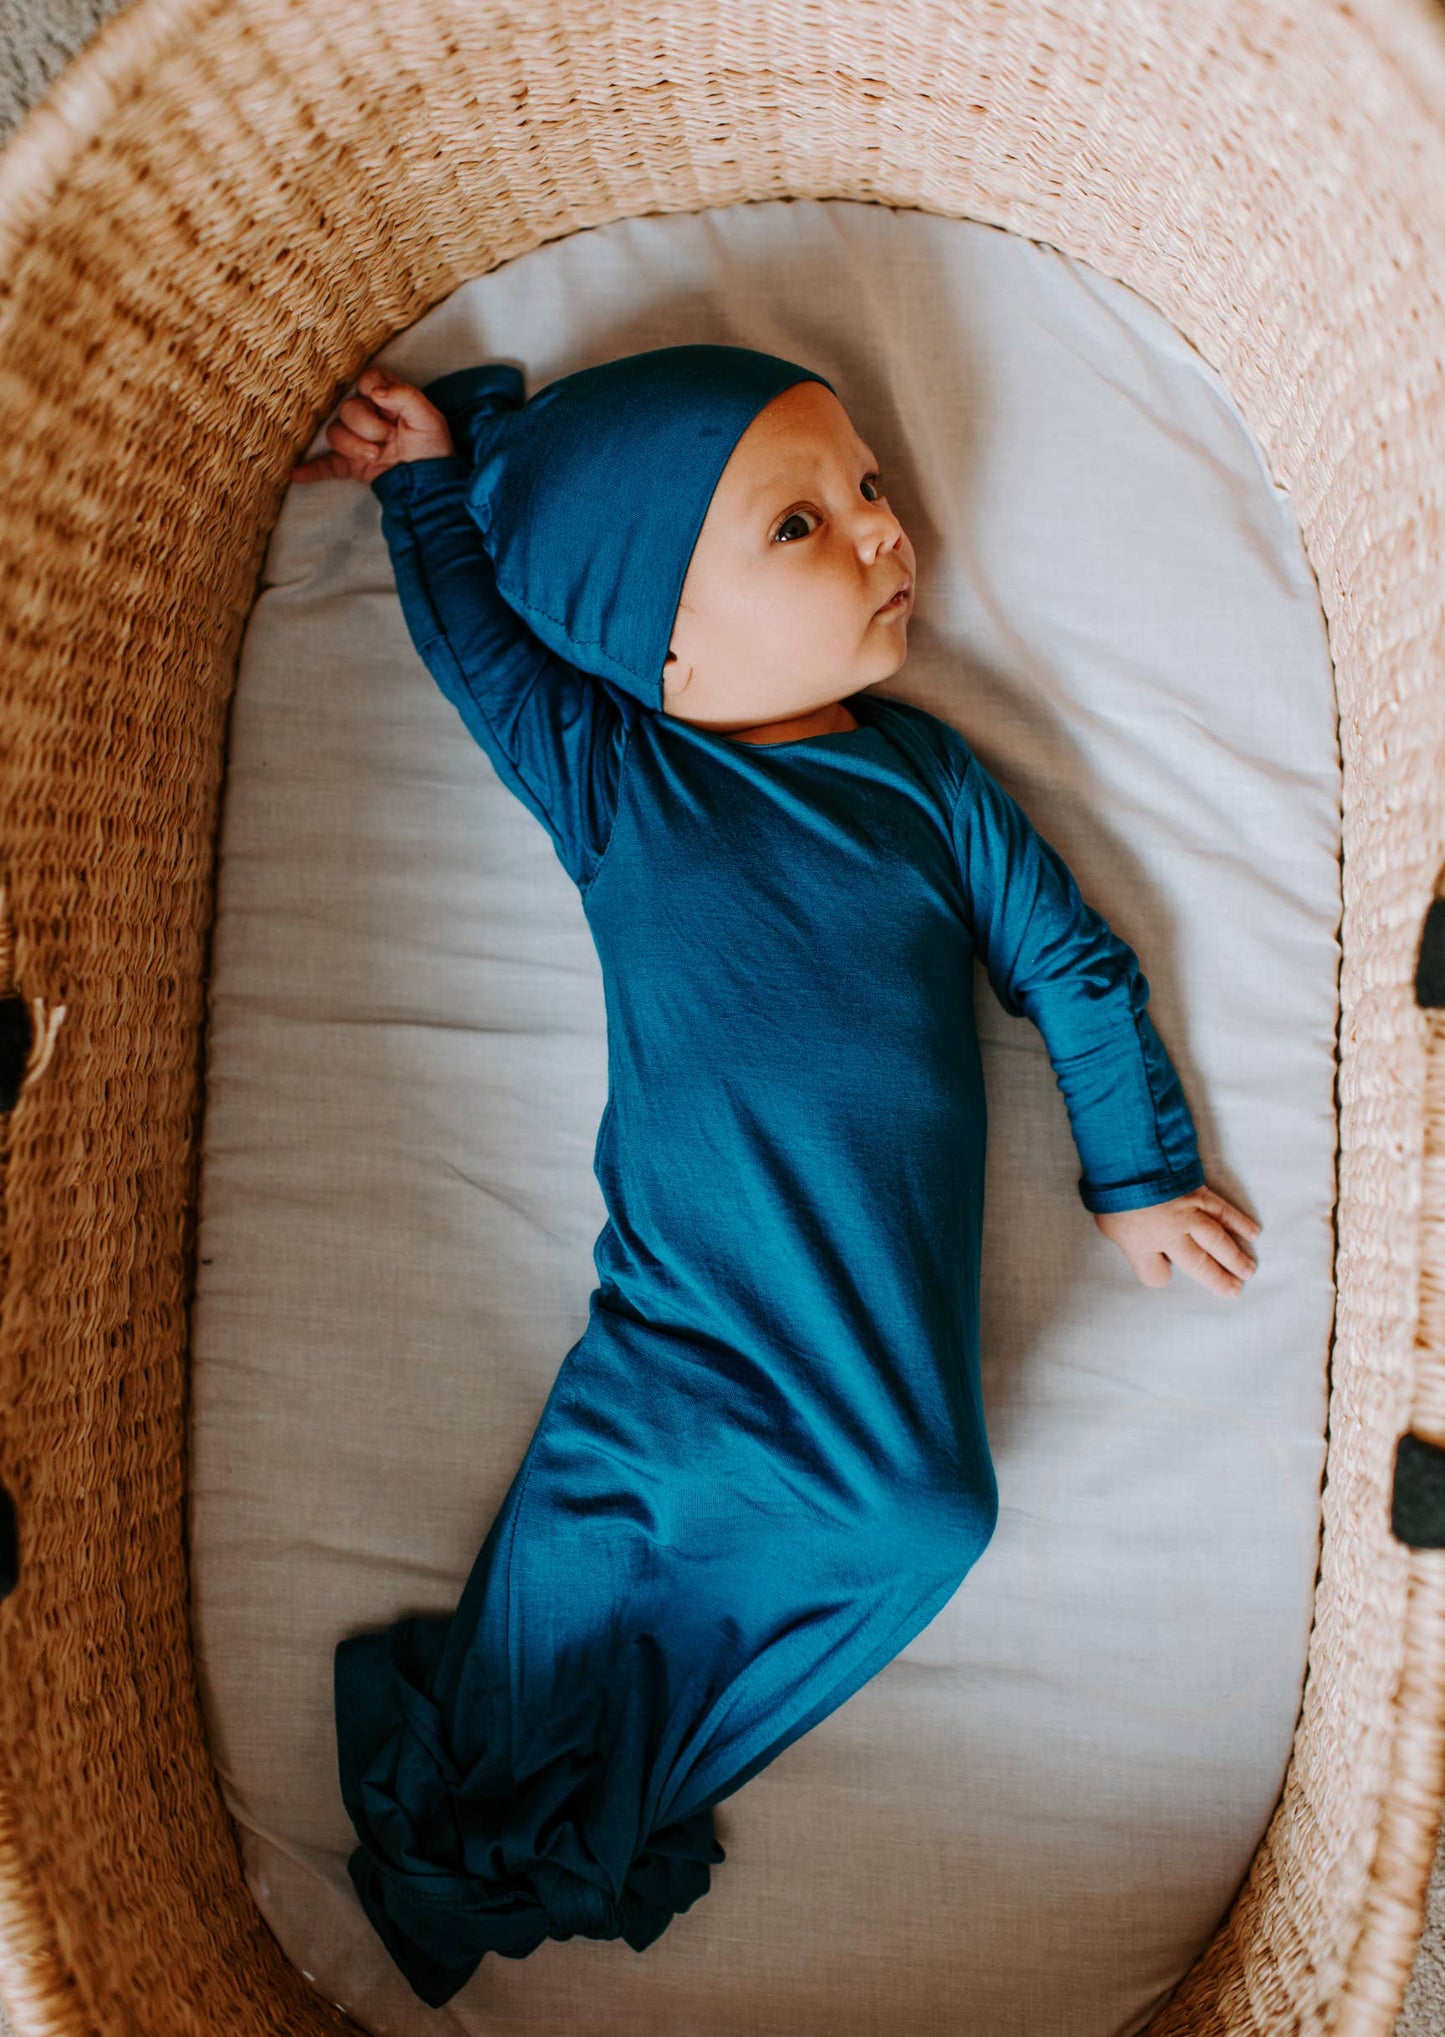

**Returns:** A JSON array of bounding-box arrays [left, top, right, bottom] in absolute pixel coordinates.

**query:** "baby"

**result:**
[[296, 347, 1260, 2008]]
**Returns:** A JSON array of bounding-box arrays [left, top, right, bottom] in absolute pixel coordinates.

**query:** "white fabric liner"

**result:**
[[189, 198, 1340, 2037]]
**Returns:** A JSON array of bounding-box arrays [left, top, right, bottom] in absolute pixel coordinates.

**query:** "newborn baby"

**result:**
[[295, 345, 1260, 2008]]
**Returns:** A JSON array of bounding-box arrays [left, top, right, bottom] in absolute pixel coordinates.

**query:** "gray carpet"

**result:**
[[0, 5, 1441, 2034]]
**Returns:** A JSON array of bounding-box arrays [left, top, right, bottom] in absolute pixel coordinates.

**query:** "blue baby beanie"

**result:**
[[416, 344, 836, 713]]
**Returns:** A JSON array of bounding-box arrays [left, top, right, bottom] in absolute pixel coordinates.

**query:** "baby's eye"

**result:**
[[772, 474, 887, 544], [773, 508, 820, 544]]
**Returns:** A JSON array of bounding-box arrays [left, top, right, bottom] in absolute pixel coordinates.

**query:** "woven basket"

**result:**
[[1, 0, 1443, 2030]]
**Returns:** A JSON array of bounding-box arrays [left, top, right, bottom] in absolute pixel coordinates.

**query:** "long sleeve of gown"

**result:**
[[369, 421, 633, 895], [950, 744, 1206, 1215]]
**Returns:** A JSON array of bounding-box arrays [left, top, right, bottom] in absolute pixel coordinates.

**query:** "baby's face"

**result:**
[[662, 382, 916, 733]]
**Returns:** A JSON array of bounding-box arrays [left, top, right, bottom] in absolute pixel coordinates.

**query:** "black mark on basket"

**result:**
[[1392, 1432, 1445, 1549], [0, 992, 32, 1114], [1417, 897, 1445, 1009], [0, 1482, 15, 1598]]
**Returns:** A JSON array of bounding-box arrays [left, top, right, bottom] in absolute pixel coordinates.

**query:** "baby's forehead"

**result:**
[[727, 393, 875, 496], [753, 379, 863, 447]]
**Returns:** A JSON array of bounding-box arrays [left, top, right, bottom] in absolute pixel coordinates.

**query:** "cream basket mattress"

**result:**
[[188, 198, 1340, 2037]]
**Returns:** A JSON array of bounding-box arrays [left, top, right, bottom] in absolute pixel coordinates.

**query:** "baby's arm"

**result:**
[[293, 367, 633, 894], [950, 744, 1260, 1299]]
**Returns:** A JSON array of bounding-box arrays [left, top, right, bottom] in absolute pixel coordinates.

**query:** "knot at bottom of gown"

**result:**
[[532, 1856, 624, 1940], [335, 1614, 725, 2009]]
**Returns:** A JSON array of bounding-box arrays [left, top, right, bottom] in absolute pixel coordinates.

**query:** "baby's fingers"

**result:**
[[337, 393, 394, 445], [292, 449, 351, 483], [1187, 1213, 1257, 1283], [326, 419, 389, 471], [1198, 1186, 1262, 1243], [357, 365, 431, 428], [1172, 1231, 1246, 1300]]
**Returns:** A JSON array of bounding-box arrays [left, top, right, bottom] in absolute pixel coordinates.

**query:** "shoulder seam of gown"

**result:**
[[947, 738, 980, 833], [886, 696, 973, 791]]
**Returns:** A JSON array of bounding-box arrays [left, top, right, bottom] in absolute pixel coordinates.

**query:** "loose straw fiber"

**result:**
[[0, 0, 1443, 2031]]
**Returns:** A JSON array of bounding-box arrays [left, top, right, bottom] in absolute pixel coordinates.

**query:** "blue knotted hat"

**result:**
[[418, 344, 837, 714]]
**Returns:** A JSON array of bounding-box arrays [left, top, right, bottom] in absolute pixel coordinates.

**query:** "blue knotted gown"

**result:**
[[333, 447, 1206, 2008]]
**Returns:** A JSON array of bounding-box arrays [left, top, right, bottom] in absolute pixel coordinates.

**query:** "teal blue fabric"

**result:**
[[333, 364, 1206, 2008]]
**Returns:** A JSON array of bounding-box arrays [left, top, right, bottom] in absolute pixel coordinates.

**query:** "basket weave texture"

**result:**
[[0, 0, 1443, 2031]]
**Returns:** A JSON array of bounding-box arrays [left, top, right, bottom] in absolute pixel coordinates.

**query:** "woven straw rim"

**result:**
[[0, 2, 1443, 2033]]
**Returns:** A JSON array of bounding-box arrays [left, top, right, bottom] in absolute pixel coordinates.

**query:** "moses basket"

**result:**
[[0, 0, 1443, 2030]]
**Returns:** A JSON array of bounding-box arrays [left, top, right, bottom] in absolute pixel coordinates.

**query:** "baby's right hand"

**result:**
[[292, 365, 455, 484]]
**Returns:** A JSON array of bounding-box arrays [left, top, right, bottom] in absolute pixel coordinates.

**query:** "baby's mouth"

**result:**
[[873, 579, 913, 616]]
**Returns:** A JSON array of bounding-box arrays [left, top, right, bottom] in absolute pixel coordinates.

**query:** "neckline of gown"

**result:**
[[710, 693, 880, 751]]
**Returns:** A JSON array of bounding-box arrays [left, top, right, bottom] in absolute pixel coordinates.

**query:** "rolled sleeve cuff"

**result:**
[[1079, 1158, 1207, 1216], [370, 453, 470, 506]]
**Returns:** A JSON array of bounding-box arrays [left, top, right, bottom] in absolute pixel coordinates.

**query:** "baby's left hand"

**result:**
[[291, 366, 455, 485], [1093, 1185, 1261, 1299]]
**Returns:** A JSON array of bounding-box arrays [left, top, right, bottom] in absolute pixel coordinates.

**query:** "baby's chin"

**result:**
[[869, 628, 911, 681], [663, 655, 903, 723]]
